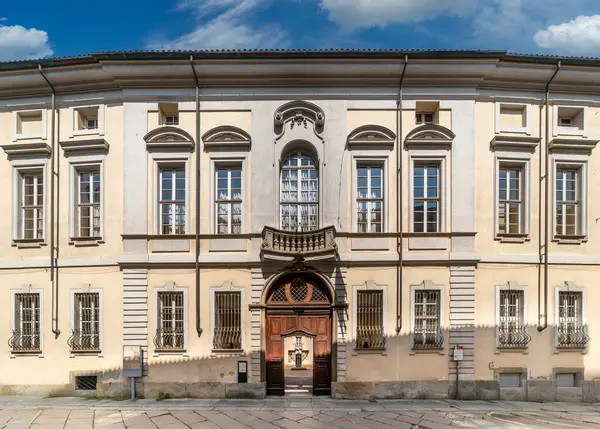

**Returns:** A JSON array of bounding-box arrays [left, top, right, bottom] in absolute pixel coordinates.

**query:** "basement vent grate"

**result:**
[[75, 375, 98, 391]]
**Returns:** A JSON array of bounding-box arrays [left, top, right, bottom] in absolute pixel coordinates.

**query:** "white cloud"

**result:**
[[534, 15, 600, 55], [318, 0, 475, 30], [148, 0, 288, 50], [0, 17, 7, 22], [0, 25, 53, 61]]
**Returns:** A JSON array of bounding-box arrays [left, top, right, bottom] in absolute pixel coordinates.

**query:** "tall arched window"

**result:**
[[280, 151, 318, 231]]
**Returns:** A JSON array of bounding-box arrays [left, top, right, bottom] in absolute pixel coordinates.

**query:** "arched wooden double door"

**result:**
[[266, 275, 332, 396]]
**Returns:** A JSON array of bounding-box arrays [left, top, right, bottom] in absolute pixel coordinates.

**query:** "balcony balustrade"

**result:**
[[261, 225, 337, 261], [557, 325, 588, 349], [498, 325, 531, 349]]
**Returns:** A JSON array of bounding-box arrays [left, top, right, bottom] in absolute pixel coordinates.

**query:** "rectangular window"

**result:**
[[159, 167, 186, 235], [498, 290, 529, 348], [416, 112, 434, 124], [76, 169, 101, 237], [213, 292, 242, 350], [10, 293, 41, 352], [356, 165, 383, 233], [356, 290, 385, 349], [70, 293, 100, 351], [413, 163, 439, 233], [155, 291, 184, 350], [215, 167, 242, 234], [498, 166, 522, 235], [556, 168, 579, 236], [75, 107, 100, 132], [499, 373, 522, 388], [164, 116, 179, 126], [558, 291, 586, 348], [556, 373, 577, 388], [20, 171, 44, 240], [413, 290, 443, 348]]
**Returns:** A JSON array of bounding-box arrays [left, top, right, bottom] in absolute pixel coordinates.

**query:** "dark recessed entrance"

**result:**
[[265, 275, 332, 396]]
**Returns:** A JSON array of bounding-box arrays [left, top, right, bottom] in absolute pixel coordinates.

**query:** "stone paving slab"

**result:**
[[0, 397, 599, 428]]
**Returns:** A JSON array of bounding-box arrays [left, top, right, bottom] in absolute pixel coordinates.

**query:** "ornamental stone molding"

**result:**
[[347, 124, 396, 149], [274, 100, 325, 141], [405, 123, 455, 149], [202, 125, 251, 150], [143, 125, 194, 151]]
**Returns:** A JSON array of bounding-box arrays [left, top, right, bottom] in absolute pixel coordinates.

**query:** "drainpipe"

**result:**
[[538, 61, 561, 332], [39, 64, 60, 337], [396, 55, 408, 333], [190, 56, 203, 336]]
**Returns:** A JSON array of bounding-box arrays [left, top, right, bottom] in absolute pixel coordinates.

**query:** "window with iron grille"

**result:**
[[413, 290, 443, 348], [555, 168, 580, 236], [213, 292, 242, 350], [75, 375, 98, 391], [498, 290, 530, 348], [280, 151, 318, 231], [19, 171, 44, 239], [155, 291, 185, 350], [356, 290, 385, 349], [498, 165, 523, 235], [159, 167, 186, 235], [76, 169, 101, 237], [558, 291, 587, 348], [215, 166, 242, 234], [69, 293, 100, 351], [357, 165, 384, 233], [413, 164, 440, 233], [10, 293, 41, 352]]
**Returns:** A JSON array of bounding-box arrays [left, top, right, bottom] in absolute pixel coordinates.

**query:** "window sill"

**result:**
[[555, 127, 586, 137], [70, 350, 103, 357], [211, 349, 245, 357], [495, 234, 529, 243], [555, 345, 587, 353], [553, 235, 586, 245], [409, 347, 444, 355], [497, 128, 529, 135], [69, 237, 104, 247], [72, 129, 100, 137], [14, 134, 44, 141], [495, 346, 529, 355], [10, 350, 42, 356], [153, 349, 188, 357], [12, 239, 46, 249], [352, 348, 387, 356]]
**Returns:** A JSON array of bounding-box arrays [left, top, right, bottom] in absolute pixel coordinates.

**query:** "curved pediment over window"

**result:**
[[274, 100, 325, 141], [405, 124, 455, 149], [144, 126, 194, 151], [202, 125, 251, 150], [347, 125, 396, 148]]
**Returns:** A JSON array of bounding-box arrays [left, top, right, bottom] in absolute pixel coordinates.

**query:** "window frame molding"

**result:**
[[209, 282, 246, 355], [69, 284, 104, 356], [409, 280, 445, 354], [68, 153, 105, 246], [554, 281, 587, 353], [209, 154, 248, 235], [553, 105, 588, 137], [151, 152, 191, 235], [10, 284, 44, 355], [494, 282, 529, 351], [408, 150, 449, 233], [151, 282, 189, 355], [494, 154, 532, 242], [351, 281, 387, 355], [495, 102, 532, 135], [11, 158, 49, 248], [551, 153, 588, 244], [13, 109, 47, 141], [351, 153, 389, 233], [69, 105, 105, 137]]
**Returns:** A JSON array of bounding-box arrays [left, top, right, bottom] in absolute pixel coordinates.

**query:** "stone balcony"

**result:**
[[260, 226, 337, 262]]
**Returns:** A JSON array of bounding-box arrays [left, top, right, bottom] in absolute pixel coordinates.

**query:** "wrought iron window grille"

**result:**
[[154, 291, 185, 351], [356, 290, 386, 350], [213, 292, 242, 350]]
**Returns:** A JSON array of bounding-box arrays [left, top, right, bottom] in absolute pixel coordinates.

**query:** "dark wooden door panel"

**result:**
[[266, 360, 285, 396], [313, 356, 331, 396]]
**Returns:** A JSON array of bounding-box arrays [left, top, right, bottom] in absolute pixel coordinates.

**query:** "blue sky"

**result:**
[[1, 0, 600, 62]]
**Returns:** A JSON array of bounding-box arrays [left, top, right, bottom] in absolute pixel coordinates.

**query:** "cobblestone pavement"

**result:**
[[0, 397, 600, 428]]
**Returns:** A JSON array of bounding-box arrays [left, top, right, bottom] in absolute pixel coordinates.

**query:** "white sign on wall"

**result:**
[[452, 345, 464, 361]]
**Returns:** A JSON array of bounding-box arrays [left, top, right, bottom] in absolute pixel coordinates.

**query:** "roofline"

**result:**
[[0, 49, 514, 71]]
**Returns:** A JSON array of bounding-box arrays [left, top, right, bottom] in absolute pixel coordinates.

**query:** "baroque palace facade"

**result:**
[[1, 50, 600, 401]]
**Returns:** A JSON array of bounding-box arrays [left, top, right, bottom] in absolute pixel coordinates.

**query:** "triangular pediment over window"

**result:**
[[144, 126, 194, 151], [202, 125, 251, 149], [405, 124, 455, 149]]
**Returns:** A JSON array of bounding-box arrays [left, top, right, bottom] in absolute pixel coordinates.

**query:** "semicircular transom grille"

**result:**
[[269, 283, 287, 302], [310, 285, 329, 302], [290, 277, 309, 302]]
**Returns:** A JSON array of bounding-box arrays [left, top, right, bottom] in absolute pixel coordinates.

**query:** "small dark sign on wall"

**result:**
[[238, 361, 248, 383]]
